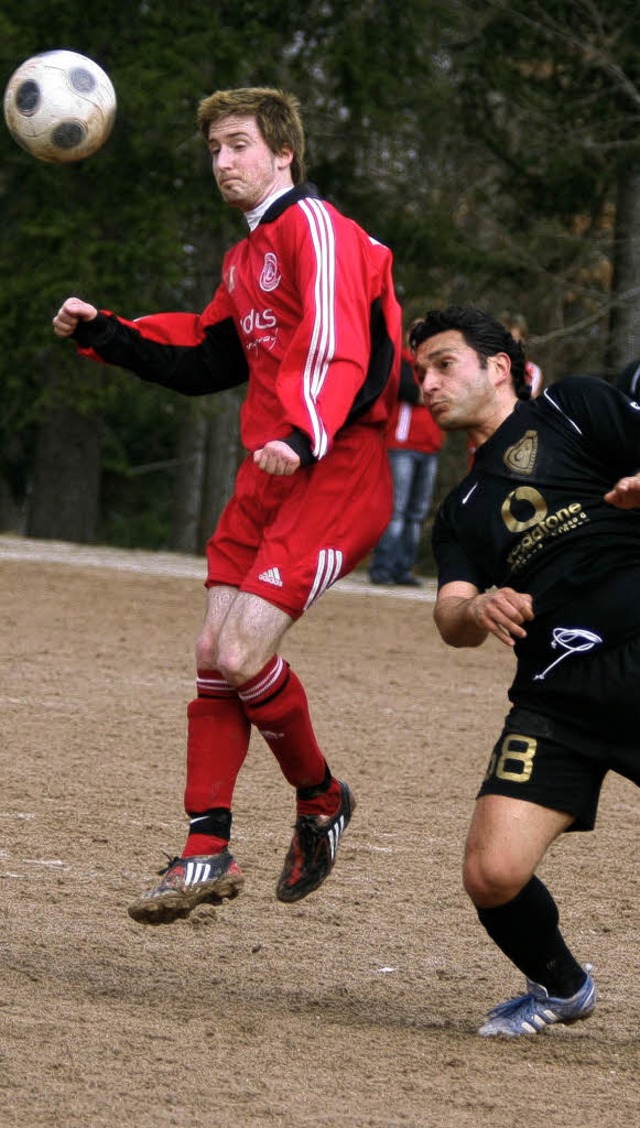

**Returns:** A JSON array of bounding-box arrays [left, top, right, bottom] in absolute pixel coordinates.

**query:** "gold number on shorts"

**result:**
[[494, 733, 537, 783]]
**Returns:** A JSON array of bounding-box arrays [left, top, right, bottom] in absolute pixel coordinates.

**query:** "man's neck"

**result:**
[[467, 396, 518, 450], [244, 185, 293, 231]]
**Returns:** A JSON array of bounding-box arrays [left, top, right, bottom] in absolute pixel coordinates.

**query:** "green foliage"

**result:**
[[432, 0, 640, 374], [97, 381, 179, 548], [1, 0, 465, 540], [3, 0, 639, 542], [456, 1, 640, 217]]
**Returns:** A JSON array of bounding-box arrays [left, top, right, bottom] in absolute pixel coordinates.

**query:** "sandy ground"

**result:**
[[1, 534, 639, 1128]]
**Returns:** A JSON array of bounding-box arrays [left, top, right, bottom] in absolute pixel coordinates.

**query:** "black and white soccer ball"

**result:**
[[3, 50, 116, 163]]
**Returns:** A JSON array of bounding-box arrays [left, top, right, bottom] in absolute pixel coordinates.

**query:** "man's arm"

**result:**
[[274, 207, 401, 460], [435, 580, 534, 649], [52, 294, 249, 396], [398, 356, 423, 405]]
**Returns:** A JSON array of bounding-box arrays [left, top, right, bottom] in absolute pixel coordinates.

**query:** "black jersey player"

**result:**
[[410, 305, 640, 1036]]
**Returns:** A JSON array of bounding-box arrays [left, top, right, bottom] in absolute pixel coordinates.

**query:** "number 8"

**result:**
[[494, 733, 537, 783]]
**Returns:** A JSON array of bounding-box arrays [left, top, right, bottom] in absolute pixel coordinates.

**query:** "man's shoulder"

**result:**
[[542, 373, 613, 402], [537, 374, 633, 423], [263, 183, 390, 248]]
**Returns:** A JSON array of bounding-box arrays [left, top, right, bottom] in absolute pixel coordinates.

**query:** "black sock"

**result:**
[[296, 762, 332, 800], [187, 807, 232, 841], [476, 875, 587, 998]]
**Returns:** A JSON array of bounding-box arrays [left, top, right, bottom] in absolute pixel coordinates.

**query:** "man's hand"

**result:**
[[604, 473, 640, 509], [253, 440, 301, 476], [468, 587, 534, 647], [52, 297, 98, 338], [435, 582, 534, 649]]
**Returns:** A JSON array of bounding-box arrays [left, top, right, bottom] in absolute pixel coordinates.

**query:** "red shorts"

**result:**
[[205, 425, 392, 619]]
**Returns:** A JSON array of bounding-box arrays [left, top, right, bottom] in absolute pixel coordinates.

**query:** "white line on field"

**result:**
[[0, 535, 436, 601]]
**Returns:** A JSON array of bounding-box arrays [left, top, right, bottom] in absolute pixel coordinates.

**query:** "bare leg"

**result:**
[[464, 795, 589, 1004], [464, 794, 572, 908]]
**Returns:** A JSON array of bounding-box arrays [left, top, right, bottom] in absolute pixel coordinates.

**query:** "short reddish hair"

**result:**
[[197, 87, 306, 185]]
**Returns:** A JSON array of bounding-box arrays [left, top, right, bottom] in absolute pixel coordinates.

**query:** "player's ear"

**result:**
[[489, 352, 512, 388], [276, 146, 294, 171]]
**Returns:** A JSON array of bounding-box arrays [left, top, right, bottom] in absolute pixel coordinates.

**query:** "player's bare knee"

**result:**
[[216, 641, 254, 687], [463, 853, 526, 908], [195, 632, 218, 670]]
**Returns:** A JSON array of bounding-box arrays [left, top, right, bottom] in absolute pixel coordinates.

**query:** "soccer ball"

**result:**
[[3, 50, 116, 163]]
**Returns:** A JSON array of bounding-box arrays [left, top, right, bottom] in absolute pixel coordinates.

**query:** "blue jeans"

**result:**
[[368, 449, 439, 581]]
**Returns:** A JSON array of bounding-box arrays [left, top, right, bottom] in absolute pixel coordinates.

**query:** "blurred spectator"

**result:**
[[503, 313, 544, 397], [369, 350, 444, 586]]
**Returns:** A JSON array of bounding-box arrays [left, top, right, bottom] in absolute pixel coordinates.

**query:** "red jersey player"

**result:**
[[53, 87, 402, 925]]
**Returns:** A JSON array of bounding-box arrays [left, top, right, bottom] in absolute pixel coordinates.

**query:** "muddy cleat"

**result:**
[[127, 850, 244, 925], [276, 780, 355, 903], [478, 971, 597, 1037]]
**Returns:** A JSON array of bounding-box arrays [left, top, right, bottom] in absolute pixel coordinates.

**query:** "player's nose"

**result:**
[[215, 145, 235, 170]]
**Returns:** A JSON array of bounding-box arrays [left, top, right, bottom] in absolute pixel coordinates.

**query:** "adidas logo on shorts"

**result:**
[[258, 566, 283, 587]]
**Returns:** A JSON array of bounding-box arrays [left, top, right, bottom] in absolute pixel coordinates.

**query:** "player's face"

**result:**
[[208, 115, 293, 211], [413, 330, 498, 431]]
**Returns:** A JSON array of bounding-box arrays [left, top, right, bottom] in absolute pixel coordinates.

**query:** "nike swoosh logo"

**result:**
[[462, 483, 478, 505]]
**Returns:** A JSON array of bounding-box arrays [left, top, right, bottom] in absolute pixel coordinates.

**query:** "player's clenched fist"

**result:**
[[52, 297, 98, 337], [253, 440, 301, 476]]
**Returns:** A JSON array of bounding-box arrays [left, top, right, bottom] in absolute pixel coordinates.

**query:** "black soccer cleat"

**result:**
[[276, 780, 355, 903], [127, 850, 244, 925]]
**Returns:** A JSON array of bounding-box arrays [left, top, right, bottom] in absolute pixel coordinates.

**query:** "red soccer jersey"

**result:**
[[387, 399, 444, 453], [210, 190, 401, 457], [75, 184, 402, 463], [387, 354, 443, 454]]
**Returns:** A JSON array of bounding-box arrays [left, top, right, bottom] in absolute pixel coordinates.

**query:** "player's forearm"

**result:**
[[434, 595, 490, 648], [72, 312, 248, 395], [436, 586, 534, 648]]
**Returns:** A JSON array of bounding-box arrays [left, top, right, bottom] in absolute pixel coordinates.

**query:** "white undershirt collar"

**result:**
[[245, 187, 292, 232]]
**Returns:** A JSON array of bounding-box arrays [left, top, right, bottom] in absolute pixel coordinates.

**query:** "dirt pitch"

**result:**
[[1, 534, 639, 1128]]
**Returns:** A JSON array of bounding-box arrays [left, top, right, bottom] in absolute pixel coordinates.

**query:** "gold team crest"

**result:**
[[503, 430, 539, 475]]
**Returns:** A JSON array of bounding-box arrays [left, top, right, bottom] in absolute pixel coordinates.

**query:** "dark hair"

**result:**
[[409, 305, 530, 400], [197, 87, 306, 185]]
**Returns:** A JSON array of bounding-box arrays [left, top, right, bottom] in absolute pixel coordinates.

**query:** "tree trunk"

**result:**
[[199, 389, 244, 554], [27, 406, 101, 542], [0, 431, 27, 533], [0, 477, 24, 533], [169, 399, 209, 554], [167, 213, 240, 556], [608, 165, 640, 371]]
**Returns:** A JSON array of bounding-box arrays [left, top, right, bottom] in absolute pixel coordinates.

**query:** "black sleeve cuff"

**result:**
[[281, 428, 316, 465], [71, 312, 118, 349]]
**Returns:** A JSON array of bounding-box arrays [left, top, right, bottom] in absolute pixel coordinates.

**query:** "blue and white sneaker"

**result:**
[[479, 971, 596, 1036]]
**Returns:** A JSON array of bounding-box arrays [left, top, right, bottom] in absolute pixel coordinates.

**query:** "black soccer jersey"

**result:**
[[433, 375, 640, 648]]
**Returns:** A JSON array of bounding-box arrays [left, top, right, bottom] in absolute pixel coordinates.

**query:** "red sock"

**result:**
[[238, 656, 340, 816], [182, 669, 251, 858], [296, 774, 342, 817]]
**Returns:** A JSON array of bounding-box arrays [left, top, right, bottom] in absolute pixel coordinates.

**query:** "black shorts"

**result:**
[[478, 634, 640, 830], [478, 709, 609, 830]]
